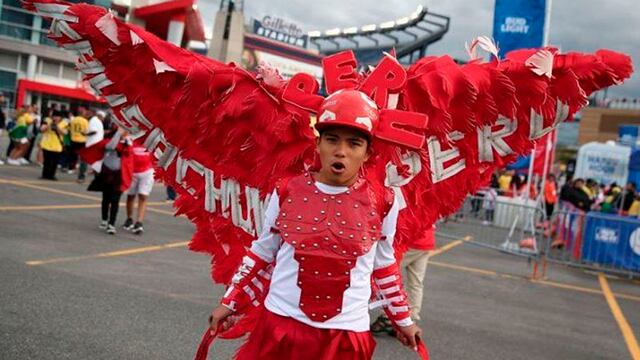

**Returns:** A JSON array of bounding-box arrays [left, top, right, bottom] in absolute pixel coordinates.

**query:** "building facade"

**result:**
[[0, 0, 205, 114], [0, 0, 110, 113], [578, 107, 640, 145]]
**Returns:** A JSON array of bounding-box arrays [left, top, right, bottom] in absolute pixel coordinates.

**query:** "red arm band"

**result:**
[[371, 262, 413, 327], [221, 251, 272, 314]]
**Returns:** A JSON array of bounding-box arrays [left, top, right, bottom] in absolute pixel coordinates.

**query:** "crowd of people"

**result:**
[[486, 168, 640, 219], [559, 178, 640, 216], [1, 102, 108, 181], [0, 98, 160, 236]]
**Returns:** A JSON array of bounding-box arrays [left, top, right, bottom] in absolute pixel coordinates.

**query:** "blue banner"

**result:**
[[582, 213, 640, 272], [493, 0, 547, 58], [619, 125, 640, 147]]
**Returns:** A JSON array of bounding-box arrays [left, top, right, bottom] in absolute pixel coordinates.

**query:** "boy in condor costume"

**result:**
[[208, 90, 422, 359], [16, 2, 633, 358]]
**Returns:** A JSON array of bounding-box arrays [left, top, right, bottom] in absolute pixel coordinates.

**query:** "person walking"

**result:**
[[123, 144, 155, 234], [94, 129, 132, 234]]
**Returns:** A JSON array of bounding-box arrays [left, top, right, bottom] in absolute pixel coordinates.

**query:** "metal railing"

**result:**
[[437, 194, 545, 259], [435, 195, 640, 280], [543, 205, 640, 279]]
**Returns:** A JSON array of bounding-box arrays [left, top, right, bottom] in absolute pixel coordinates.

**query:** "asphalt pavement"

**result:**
[[1, 164, 639, 359]]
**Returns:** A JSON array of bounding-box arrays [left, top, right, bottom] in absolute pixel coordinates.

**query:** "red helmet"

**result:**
[[315, 89, 379, 137]]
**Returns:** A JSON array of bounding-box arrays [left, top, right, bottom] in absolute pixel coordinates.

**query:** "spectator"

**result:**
[[0, 92, 5, 165], [7, 106, 33, 165], [614, 182, 637, 213], [627, 194, 640, 217], [570, 178, 592, 212], [86, 110, 105, 147], [81, 109, 106, 180], [593, 184, 606, 210], [601, 185, 621, 213], [39, 110, 68, 180], [498, 170, 512, 195], [58, 109, 74, 171], [510, 174, 524, 196], [102, 112, 118, 139], [544, 174, 558, 219], [68, 106, 89, 177], [34, 107, 54, 167], [583, 179, 598, 203], [24, 104, 41, 163], [123, 144, 154, 235], [88, 128, 132, 234], [166, 185, 176, 202], [482, 186, 498, 225], [511, 174, 536, 199]]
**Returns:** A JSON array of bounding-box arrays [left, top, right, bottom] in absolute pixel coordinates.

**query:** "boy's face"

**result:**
[[315, 127, 370, 186]]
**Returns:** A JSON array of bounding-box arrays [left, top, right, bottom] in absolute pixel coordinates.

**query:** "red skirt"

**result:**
[[234, 310, 376, 360]]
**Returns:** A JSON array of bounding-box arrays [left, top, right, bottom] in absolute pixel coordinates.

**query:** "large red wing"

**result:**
[[386, 48, 632, 251], [24, 0, 316, 283]]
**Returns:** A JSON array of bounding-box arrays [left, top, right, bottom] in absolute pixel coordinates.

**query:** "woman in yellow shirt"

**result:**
[[39, 111, 68, 180], [7, 106, 34, 165], [628, 195, 640, 217]]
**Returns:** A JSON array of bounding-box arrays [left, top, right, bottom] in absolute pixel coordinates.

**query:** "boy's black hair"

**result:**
[[318, 126, 371, 148]]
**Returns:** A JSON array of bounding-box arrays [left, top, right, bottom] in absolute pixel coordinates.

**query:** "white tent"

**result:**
[[574, 141, 631, 185]]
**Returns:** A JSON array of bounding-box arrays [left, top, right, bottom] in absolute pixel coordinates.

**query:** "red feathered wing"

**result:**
[[22, 0, 316, 285], [382, 47, 632, 252]]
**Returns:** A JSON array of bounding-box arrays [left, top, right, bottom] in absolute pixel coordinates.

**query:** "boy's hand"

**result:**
[[396, 323, 423, 351], [208, 305, 234, 335]]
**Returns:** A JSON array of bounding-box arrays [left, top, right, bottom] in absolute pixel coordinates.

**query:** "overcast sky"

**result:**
[[197, 0, 639, 98]]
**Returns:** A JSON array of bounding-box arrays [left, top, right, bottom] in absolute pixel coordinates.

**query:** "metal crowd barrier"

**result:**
[[435, 195, 640, 280], [544, 205, 640, 279], [436, 194, 546, 260]]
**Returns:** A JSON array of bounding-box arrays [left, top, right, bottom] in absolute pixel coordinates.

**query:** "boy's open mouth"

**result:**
[[330, 161, 346, 174]]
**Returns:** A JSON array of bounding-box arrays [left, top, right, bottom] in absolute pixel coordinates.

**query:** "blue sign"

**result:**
[[619, 125, 640, 147], [582, 213, 640, 272], [493, 0, 547, 58]]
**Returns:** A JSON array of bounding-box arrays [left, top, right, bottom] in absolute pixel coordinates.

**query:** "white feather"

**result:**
[[465, 36, 499, 61], [95, 12, 121, 46], [525, 49, 554, 78], [33, 3, 78, 22], [153, 59, 176, 74], [130, 30, 144, 45]]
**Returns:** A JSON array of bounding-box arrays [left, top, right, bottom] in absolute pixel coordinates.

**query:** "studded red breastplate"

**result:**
[[274, 173, 392, 322]]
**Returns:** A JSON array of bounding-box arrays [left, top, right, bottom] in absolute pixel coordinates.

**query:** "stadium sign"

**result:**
[[253, 16, 308, 48]]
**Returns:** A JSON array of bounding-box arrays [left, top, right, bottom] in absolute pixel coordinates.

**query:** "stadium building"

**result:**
[[0, 0, 449, 111]]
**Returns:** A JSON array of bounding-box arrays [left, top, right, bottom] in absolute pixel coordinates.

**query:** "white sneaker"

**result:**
[[18, 158, 29, 165], [106, 224, 116, 235], [7, 158, 21, 165], [0, 159, 4, 165], [99, 220, 108, 230]]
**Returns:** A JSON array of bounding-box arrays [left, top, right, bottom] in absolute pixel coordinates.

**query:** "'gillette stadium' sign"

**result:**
[[253, 16, 308, 48]]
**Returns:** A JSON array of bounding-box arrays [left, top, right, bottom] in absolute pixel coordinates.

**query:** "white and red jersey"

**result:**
[[222, 174, 413, 332], [131, 145, 154, 174]]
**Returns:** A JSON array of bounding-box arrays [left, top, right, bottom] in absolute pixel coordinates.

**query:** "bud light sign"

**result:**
[[583, 213, 640, 273], [493, 0, 546, 58], [595, 227, 619, 244]]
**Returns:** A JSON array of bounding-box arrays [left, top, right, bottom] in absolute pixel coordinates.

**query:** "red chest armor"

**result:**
[[274, 173, 392, 322]]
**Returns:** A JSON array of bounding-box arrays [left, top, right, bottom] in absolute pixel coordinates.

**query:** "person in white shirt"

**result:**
[[86, 110, 105, 147], [81, 110, 106, 177]]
